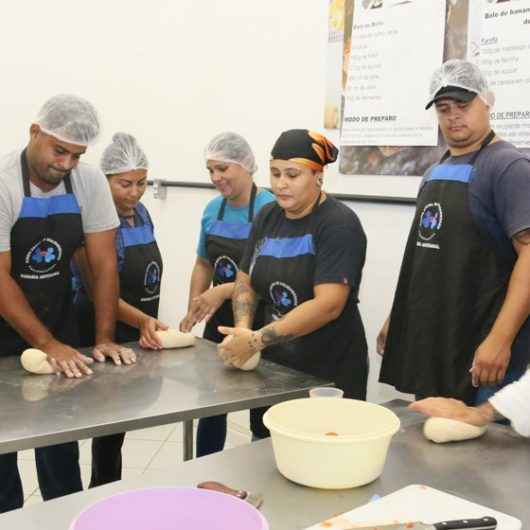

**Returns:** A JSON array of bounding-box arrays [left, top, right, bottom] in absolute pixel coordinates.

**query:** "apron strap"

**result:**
[[20, 149, 31, 197], [217, 198, 227, 220], [63, 173, 74, 194], [247, 183, 257, 222]]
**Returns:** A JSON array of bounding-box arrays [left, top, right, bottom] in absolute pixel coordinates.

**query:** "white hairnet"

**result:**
[[428, 59, 493, 107], [35, 94, 100, 146], [204, 132, 257, 175], [100, 132, 149, 175]]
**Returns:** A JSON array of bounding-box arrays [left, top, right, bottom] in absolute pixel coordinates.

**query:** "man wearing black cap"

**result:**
[[378, 59, 530, 405]]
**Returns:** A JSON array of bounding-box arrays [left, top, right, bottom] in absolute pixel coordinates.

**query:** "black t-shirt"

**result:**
[[240, 196, 368, 398]]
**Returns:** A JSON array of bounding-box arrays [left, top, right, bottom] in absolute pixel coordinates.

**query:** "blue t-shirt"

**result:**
[[197, 189, 275, 258]]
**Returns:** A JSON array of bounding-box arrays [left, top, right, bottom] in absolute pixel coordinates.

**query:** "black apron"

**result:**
[[0, 150, 83, 355], [380, 131, 517, 403], [249, 195, 368, 399], [76, 207, 163, 345], [204, 184, 265, 343]]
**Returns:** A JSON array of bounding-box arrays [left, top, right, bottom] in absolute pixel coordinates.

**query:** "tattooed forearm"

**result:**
[[260, 324, 295, 348], [514, 229, 530, 246], [232, 276, 258, 327]]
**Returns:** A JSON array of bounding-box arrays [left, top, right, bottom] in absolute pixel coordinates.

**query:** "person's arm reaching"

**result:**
[[84, 229, 136, 365], [0, 250, 93, 377], [410, 370, 530, 437], [179, 256, 233, 332], [471, 229, 530, 386]]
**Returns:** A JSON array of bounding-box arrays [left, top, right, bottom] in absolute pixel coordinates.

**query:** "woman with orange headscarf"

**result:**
[[218, 129, 368, 410]]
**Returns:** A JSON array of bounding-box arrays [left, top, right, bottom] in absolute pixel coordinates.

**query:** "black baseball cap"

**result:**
[[425, 85, 477, 110]]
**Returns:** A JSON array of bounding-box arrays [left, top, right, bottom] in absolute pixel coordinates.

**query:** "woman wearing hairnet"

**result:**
[[179, 132, 274, 456], [72, 132, 166, 486], [218, 130, 369, 407]]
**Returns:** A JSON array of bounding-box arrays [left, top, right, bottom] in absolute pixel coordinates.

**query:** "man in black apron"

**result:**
[[378, 60, 530, 404], [0, 95, 134, 512]]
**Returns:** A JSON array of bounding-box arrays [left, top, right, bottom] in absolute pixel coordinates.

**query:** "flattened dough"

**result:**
[[240, 352, 261, 371], [21, 348, 54, 375], [155, 329, 196, 349], [423, 417, 487, 444]]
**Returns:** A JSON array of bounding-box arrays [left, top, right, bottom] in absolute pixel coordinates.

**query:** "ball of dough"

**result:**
[[423, 417, 487, 444], [21, 348, 54, 375], [240, 352, 261, 371], [155, 329, 195, 349]]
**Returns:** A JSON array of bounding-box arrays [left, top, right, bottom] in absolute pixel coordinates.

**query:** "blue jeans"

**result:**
[[0, 442, 82, 513]]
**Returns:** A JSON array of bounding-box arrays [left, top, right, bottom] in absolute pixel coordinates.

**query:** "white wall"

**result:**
[[0, 0, 417, 401], [142, 187, 415, 403]]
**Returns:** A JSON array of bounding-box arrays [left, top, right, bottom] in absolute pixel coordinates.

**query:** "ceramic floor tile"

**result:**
[[144, 442, 184, 470], [18, 460, 39, 500], [225, 429, 250, 449], [227, 410, 249, 431], [23, 492, 43, 507], [127, 424, 175, 441], [18, 449, 36, 462], [119, 439, 163, 469], [167, 420, 197, 442], [80, 438, 162, 469]]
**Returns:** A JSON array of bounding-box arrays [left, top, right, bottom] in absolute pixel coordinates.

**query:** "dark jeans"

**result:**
[[196, 407, 270, 458], [89, 433, 126, 488], [0, 442, 82, 513]]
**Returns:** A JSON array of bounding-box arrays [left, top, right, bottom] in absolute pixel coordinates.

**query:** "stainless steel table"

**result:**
[[0, 339, 327, 460], [1, 400, 529, 528]]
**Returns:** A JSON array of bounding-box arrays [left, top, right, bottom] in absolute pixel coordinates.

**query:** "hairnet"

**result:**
[[35, 94, 100, 146], [204, 132, 257, 175], [428, 59, 493, 107], [100, 132, 149, 175]]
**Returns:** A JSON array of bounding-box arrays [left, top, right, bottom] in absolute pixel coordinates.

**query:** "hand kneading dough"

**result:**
[[423, 417, 487, 443], [155, 329, 196, 349], [240, 352, 261, 371], [21, 348, 54, 375]]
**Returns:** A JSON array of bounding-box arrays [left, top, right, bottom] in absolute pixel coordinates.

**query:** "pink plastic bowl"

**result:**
[[69, 487, 269, 530]]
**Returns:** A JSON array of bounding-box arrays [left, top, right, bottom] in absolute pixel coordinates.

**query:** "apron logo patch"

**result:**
[[270, 281, 298, 319], [144, 261, 161, 295], [25, 238, 62, 274], [417, 202, 443, 249], [214, 255, 238, 282]]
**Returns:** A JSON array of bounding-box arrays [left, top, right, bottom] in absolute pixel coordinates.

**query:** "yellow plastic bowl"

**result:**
[[263, 398, 400, 489]]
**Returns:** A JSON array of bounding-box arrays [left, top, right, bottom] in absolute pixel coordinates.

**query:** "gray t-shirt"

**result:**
[[0, 149, 119, 251]]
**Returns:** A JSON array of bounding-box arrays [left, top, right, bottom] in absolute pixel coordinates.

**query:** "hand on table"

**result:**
[[409, 397, 494, 427], [93, 342, 136, 366], [217, 326, 261, 368], [470, 333, 511, 387], [139, 317, 168, 350], [42, 338, 94, 378]]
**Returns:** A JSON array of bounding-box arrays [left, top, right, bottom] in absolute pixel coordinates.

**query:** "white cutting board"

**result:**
[[306, 484, 521, 529]]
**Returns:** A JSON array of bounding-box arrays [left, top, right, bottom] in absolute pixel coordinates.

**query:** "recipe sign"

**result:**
[[469, 0, 530, 149], [341, 0, 446, 147]]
